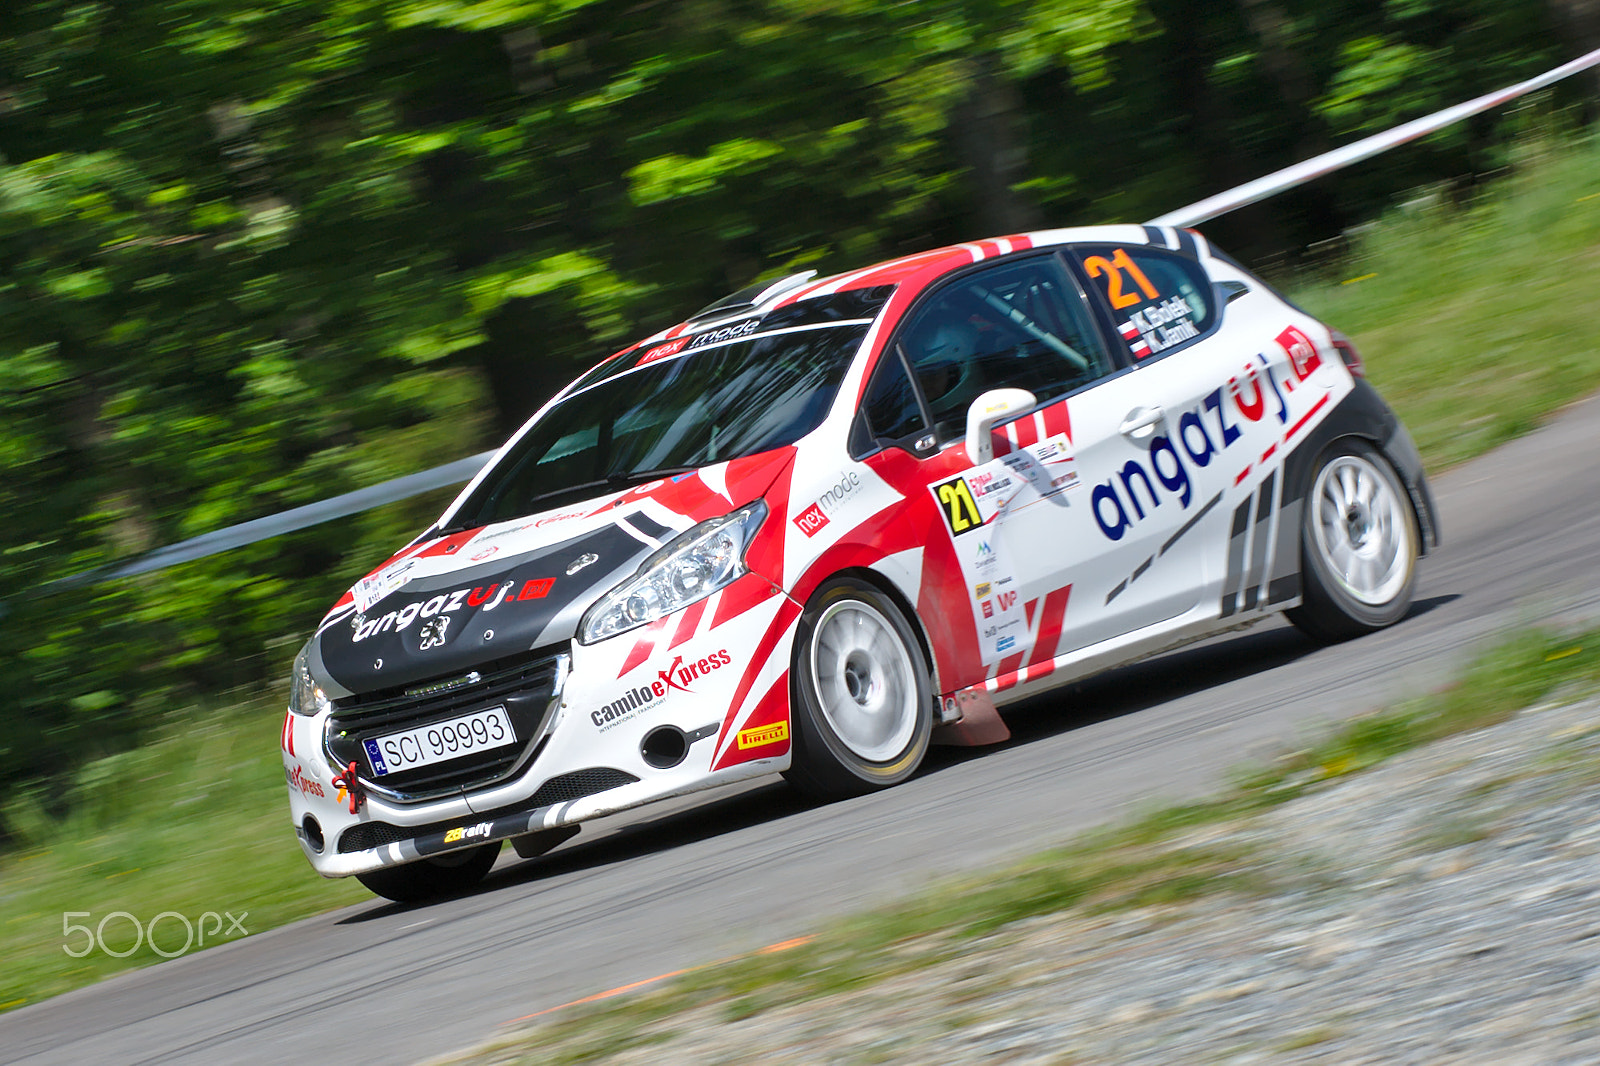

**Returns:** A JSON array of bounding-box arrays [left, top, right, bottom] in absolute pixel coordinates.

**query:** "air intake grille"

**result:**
[[338, 821, 415, 853], [527, 768, 639, 807], [326, 649, 565, 798], [332, 649, 563, 724]]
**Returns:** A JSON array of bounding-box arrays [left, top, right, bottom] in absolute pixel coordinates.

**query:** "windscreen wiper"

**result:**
[[517, 466, 701, 511]]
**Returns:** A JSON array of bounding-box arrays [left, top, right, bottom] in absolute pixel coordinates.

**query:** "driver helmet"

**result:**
[[916, 319, 979, 404]]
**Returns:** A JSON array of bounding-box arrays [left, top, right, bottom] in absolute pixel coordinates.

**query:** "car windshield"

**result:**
[[450, 321, 873, 525]]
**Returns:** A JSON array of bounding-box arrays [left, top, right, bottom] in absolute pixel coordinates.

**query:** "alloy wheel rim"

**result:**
[[809, 600, 918, 762], [1310, 454, 1414, 606]]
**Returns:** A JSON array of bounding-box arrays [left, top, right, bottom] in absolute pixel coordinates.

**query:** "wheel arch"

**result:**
[[1268, 383, 1438, 608], [804, 565, 941, 697]]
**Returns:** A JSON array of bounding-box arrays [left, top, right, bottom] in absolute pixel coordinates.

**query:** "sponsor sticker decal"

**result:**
[[794, 470, 863, 537], [686, 318, 760, 350], [935, 457, 1032, 664], [352, 559, 415, 614], [793, 503, 829, 537], [593, 650, 734, 730], [592, 683, 664, 730], [638, 337, 690, 365], [284, 764, 325, 799], [736, 721, 789, 750], [1275, 325, 1323, 380], [442, 822, 492, 844], [518, 577, 555, 599], [351, 575, 556, 643]]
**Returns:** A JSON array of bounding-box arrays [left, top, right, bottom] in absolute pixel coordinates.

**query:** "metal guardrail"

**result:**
[[36, 47, 1600, 595]]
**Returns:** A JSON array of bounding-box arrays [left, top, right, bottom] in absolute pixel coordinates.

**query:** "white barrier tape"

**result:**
[[33, 49, 1600, 596], [1149, 47, 1600, 228]]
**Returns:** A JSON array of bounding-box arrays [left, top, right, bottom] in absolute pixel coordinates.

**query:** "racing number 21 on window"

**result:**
[[1084, 249, 1159, 310]]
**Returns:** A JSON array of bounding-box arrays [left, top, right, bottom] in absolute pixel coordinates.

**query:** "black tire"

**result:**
[[1286, 439, 1419, 643], [782, 577, 933, 800], [355, 841, 501, 903]]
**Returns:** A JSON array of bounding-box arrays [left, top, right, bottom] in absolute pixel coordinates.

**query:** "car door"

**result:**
[[1062, 238, 1268, 646], [858, 252, 1126, 682]]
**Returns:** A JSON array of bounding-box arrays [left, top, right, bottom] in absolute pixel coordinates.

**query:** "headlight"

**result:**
[[580, 501, 767, 644], [289, 644, 332, 717]]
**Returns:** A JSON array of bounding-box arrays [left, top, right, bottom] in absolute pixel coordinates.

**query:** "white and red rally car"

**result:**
[[284, 225, 1438, 901]]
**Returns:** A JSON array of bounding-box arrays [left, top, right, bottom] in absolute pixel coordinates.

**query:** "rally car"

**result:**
[[284, 224, 1438, 901]]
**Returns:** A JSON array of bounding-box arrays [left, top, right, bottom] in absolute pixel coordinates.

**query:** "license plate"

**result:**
[[363, 707, 516, 777]]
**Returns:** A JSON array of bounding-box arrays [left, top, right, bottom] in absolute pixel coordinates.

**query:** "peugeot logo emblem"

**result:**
[[566, 552, 600, 576]]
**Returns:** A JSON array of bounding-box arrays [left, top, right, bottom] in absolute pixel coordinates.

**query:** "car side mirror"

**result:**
[[964, 388, 1037, 465]]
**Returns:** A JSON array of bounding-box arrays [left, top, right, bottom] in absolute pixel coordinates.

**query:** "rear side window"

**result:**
[[1072, 245, 1215, 361]]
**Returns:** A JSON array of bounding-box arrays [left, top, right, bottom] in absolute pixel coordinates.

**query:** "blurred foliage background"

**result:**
[[0, 0, 1595, 805]]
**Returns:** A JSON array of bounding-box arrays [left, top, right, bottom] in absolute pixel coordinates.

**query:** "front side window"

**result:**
[[893, 255, 1115, 444], [860, 347, 929, 447]]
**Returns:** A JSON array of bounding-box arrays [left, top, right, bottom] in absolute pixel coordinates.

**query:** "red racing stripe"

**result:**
[[1022, 585, 1072, 681], [712, 671, 792, 770], [1285, 393, 1330, 441], [714, 597, 804, 752], [617, 616, 672, 678], [1041, 400, 1072, 444], [993, 651, 1026, 690], [668, 597, 708, 650]]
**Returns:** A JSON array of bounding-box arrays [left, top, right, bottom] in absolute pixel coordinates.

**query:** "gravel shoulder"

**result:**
[[451, 692, 1600, 1064]]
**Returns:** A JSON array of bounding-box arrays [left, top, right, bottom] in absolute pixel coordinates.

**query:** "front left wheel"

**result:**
[[782, 578, 933, 801]]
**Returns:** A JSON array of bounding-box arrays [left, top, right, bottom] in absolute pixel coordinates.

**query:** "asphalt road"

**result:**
[[6, 393, 1600, 1066]]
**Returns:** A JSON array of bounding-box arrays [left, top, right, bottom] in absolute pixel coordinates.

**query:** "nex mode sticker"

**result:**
[[793, 469, 863, 538]]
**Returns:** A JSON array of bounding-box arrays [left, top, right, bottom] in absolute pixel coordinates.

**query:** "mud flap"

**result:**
[[931, 687, 1011, 747]]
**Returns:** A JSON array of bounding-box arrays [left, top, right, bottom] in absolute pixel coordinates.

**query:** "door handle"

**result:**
[[1119, 405, 1164, 440]]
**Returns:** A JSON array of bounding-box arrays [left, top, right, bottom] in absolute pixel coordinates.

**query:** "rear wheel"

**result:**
[[783, 578, 932, 800], [1287, 440, 1418, 643], [355, 841, 501, 903]]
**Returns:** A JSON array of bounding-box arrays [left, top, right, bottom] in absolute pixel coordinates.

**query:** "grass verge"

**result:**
[[448, 625, 1600, 1064], [0, 697, 367, 1012], [1289, 131, 1600, 470]]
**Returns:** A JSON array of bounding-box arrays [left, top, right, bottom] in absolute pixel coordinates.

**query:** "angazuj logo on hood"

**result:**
[[317, 520, 661, 694]]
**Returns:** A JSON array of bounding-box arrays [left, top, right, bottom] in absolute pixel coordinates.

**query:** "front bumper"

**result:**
[[283, 572, 800, 877]]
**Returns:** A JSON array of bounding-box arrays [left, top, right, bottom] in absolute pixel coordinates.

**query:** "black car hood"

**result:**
[[310, 512, 675, 698]]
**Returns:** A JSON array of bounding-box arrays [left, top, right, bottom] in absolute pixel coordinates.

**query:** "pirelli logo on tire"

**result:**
[[736, 722, 790, 750]]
